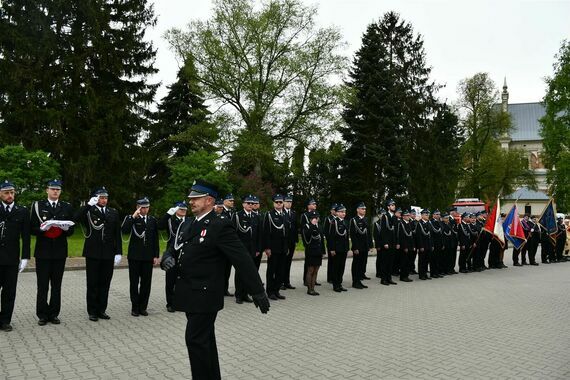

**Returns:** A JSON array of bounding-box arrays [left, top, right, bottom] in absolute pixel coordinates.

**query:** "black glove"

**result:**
[[252, 292, 270, 314], [161, 254, 176, 271]]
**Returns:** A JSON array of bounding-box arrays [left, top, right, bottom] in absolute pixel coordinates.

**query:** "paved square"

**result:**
[[2, 251, 570, 379]]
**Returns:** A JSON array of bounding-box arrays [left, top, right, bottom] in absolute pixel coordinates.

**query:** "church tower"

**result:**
[[499, 77, 511, 149]]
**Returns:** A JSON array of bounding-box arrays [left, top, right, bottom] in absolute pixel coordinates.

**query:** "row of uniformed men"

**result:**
[[0, 179, 199, 332], [220, 194, 568, 301]]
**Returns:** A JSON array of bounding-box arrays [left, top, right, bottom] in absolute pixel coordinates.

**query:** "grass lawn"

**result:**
[[35, 230, 306, 257]]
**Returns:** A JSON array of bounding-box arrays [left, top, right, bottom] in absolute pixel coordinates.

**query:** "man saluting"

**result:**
[[161, 179, 269, 380]]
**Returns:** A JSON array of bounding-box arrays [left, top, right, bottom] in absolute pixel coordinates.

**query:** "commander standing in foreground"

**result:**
[[161, 179, 270, 380]]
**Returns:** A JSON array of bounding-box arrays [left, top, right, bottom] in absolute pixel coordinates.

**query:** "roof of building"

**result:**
[[502, 186, 549, 201], [508, 102, 545, 142]]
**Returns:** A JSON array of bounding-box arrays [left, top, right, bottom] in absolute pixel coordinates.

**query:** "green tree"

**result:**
[[156, 150, 232, 214], [408, 104, 464, 210], [165, 0, 346, 183], [540, 40, 570, 211], [145, 57, 218, 199], [0, 145, 60, 205], [340, 12, 439, 211], [0, 1, 158, 209], [457, 73, 535, 201]]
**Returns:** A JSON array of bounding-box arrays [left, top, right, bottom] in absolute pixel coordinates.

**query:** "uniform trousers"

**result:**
[[332, 251, 347, 288], [85, 258, 114, 316], [186, 312, 221, 380], [165, 265, 178, 307], [266, 251, 285, 295], [128, 259, 153, 312], [0, 265, 18, 325], [36, 258, 66, 320]]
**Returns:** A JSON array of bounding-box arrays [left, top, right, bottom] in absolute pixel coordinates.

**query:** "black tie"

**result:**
[[5, 205, 10, 213], [52, 202, 56, 209], [100, 207, 105, 216]]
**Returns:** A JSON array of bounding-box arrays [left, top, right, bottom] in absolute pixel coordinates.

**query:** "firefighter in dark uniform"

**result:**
[[262, 194, 289, 300], [392, 208, 403, 276], [158, 201, 189, 312], [409, 209, 419, 274], [221, 194, 235, 297], [447, 209, 459, 274], [281, 194, 298, 290], [526, 216, 541, 265], [76, 187, 122, 322], [467, 213, 479, 271], [323, 202, 336, 284], [374, 199, 397, 286], [232, 194, 261, 304], [30, 179, 74, 325], [161, 179, 269, 380], [121, 197, 160, 317], [555, 216, 567, 262], [429, 210, 444, 278], [302, 211, 325, 296], [0, 181, 31, 332], [514, 214, 532, 266], [349, 202, 372, 289], [441, 213, 456, 275], [300, 198, 318, 286], [415, 209, 433, 280], [474, 211, 490, 271], [329, 204, 349, 292], [458, 212, 472, 273], [397, 210, 415, 282], [250, 195, 263, 269]]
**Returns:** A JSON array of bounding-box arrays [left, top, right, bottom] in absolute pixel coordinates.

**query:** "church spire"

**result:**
[[501, 77, 509, 112]]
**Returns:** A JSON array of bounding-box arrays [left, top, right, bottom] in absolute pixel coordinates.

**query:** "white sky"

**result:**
[[147, 0, 570, 105]]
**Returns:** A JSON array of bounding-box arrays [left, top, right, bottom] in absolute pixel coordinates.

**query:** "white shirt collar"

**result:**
[[195, 208, 214, 222]]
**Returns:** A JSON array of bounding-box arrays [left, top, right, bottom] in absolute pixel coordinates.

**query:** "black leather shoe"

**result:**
[[38, 319, 48, 326], [389, 280, 397, 285], [98, 313, 110, 320], [362, 276, 371, 280], [410, 270, 418, 275], [501, 264, 508, 268], [139, 310, 148, 316], [89, 315, 99, 322], [268, 294, 279, 300], [353, 283, 364, 289], [131, 311, 140, 317], [224, 290, 234, 297], [340, 286, 348, 291], [50, 317, 60, 325], [381, 280, 390, 286], [400, 278, 413, 282], [459, 269, 469, 273], [333, 288, 342, 292], [315, 282, 322, 286], [1, 323, 13, 331], [284, 284, 296, 289], [513, 263, 522, 266], [243, 295, 253, 303], [235, 298, 244, 304], [280, 285, 287, 290], [426, 276, 432, 280], [360, 283, 368, 288], [521, 262, 527, 265], [530, 262, 539, 266], [419, 276, 427, 280], [275, 293, 286, 300], [166, 305, 175, 313]]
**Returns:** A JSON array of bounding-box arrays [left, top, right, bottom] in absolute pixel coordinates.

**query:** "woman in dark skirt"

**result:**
[[302, 211, 325, 295]]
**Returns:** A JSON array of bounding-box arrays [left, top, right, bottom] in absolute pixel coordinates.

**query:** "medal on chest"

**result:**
[[199, 228, 207, 243]]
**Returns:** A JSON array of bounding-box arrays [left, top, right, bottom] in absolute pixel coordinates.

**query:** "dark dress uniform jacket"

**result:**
[[374, 213, 396, 248], [283, 209, 299, 246], [166, 210, 264, 313], [158, 213, 188, 248], [261, 209, 289, 254], [458, 222, 471, 249], [302, 223, 325, 257], [415, 220, 433, 251], [0, 203, 31, 265], [328, 218, 349, 252], [398, 220, 415, 251], [30, 200, 74, 259], [76, 205, 122, 259], [232, 210, 261, 256], [121, 215, 159, 261], [350, 216, 373, 252]]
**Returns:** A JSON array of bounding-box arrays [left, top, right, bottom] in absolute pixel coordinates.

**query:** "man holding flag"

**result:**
[[503, 205, 527, 267], [481, 199, 505, 268], [538, 199, 558, 264]]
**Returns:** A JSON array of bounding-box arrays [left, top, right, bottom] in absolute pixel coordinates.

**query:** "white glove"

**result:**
[[19, 259, 29, 273], [114, 254, 122, 266], [40, 222, 50, 231], [167, 206, 179, 216], [88, 196, 99, 206]]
